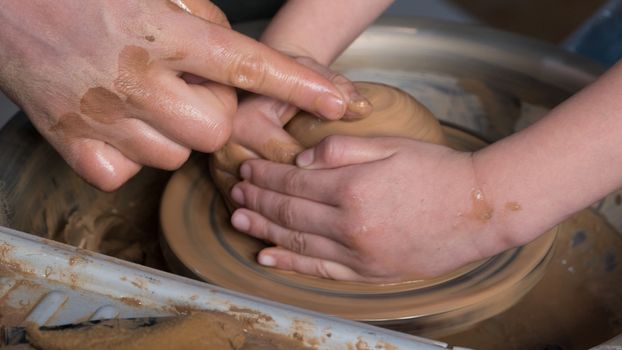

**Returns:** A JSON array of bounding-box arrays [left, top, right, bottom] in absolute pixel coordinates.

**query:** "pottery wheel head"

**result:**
[[160, 83, 557, 337]]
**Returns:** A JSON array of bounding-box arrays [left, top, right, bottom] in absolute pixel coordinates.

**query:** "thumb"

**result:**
[[232, 94, 303, 163], [295, 135, 399, 169]]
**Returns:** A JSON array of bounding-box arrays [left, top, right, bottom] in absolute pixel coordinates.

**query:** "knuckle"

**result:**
[[255, 219, 271, 240], [242, 184, 259, 209], [338, 212, 367, 242], [247, 160, 264, 180], [227, 54, 268, 90], [275, 198, 296, 228], [357, 251, 381, 268], [339, 220, 361, 241], [287, 231, 307, 255], [283, 169, 304, 194], [318, 135, 345, 163], [279, 255, 295, 270], [200, 116, 232, 152], [337, 179, 366, 208], [160, 147, 191, 170], [338, 181, 358, 199], [72, 150, 127, 192], [314, 261, 333, 280]]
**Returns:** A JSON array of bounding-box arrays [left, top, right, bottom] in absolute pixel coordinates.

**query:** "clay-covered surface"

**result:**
[[0, 113, 170, 269], [27, 312, 313, 350]]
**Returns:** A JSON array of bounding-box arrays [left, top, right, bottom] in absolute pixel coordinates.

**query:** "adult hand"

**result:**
[[229, 136, 517, 282], [0, 1, 350, 191], [210, 57, 371, 205]]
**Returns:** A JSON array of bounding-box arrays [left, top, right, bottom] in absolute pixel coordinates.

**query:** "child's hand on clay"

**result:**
[[228, 136, 511, 282], [229, 60, 622, 282]]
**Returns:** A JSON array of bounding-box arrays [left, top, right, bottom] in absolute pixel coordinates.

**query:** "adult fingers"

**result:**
[[231, 208, 352, 264], [294, 57, 372, 119], [257, 247, 363, 282], [239, 159, 339, 204], [61, 138, 142, 192], [162, 14, 349, 120], [166, 0, 369, 122], [48, 112, 182, 188], [113, 61, 236, 152], [230, 181, 344, 241], [168, 0, 231, 28], [296, 135, 400, 169], [99, 118, 190, 170], [230, 94, 302, 163]]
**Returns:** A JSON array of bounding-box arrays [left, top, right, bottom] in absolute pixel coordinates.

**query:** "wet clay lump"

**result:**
[[286, 82, 447, 147]]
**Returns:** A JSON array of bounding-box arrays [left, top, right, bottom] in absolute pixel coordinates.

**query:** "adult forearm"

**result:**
[[474, 61, 622, 247], [260, 0, 393, 64]]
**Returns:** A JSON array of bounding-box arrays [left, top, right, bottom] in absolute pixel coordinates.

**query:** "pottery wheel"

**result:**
[[0, 17, 612, 345], [160, 125, 557, 336]]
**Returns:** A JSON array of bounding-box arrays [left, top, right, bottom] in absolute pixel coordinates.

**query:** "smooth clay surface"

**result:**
[[286, 81, 447, 147]]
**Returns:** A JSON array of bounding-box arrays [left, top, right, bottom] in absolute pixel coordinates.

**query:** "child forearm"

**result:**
[[474, 61, 622, 245], [260, 0, 394, 64]]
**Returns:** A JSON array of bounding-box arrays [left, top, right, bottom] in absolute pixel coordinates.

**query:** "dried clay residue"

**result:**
[[469, 189, 493, 222], [27, 312, 244, 350], [6, 131, 171, 270], [27, 311, 316, 350]]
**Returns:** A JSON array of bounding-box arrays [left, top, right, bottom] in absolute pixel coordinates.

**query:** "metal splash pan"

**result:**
[[0, 226, 447, 350]]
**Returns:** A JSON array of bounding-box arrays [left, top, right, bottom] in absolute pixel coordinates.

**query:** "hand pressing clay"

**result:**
[[285, 81, 447, 147], [210, 81, 447, 206]]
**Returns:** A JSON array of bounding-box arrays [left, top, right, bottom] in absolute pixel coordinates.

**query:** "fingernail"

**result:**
[[230, 186, 245, 205], [296, 149, 314, 168], [258, 254, 276, 267], [346, 95, 373, 118], [231, 211, 250, 231], [240, 163, 251, 180], [315, 94, 345, 120]]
